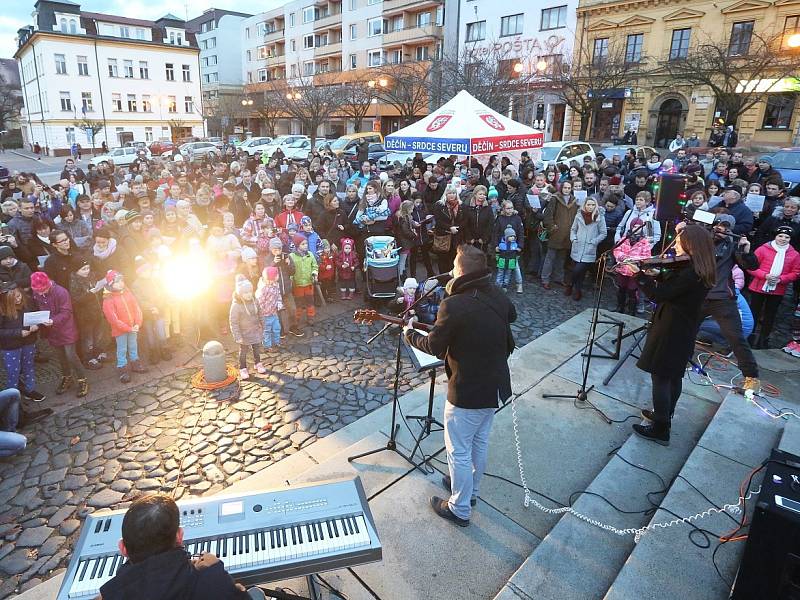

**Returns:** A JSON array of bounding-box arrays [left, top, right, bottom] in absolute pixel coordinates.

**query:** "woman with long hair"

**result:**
[[0, 282, 45, 401], [394, 200, 418, 279], [566, 198, 606, 301], [631, 224, 717, 445]]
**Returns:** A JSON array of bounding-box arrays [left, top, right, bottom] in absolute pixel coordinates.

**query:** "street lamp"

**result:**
[[286, 92, 301, 100], [241, 98, 254, 106], [536, 59, 548, 72], [788, 33, 800, 48], [367, 78, 387, 89], [513, 62, 524, 74]]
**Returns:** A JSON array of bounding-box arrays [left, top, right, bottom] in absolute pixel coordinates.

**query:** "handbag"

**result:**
[[432, 233, 451, 254]]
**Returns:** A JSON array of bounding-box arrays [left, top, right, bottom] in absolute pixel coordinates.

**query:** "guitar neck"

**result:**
[[356, 311, 433, 332]]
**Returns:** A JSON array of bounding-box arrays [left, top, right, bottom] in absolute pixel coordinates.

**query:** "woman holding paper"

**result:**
[[746, 226, 800, 348], [0, 282, 45, 402]]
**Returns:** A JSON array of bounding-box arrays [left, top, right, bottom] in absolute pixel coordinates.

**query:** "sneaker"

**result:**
[[632, 422, 670, 446], [239, 368, 250, 380], [255, 362, 267, 374], [441, 475, 476, 507], [55, 376, 74, 395], [516, 284, 523, 294], [23, 390, 46, 402], [501, 286, 508, 292], [118, 367, 131, 384], [783, 341, 800, 355], [76, 379, 89, 398], [86, 358, 102, 370], [289, 327, 305, 337], [641, 408, 673, 422], [743, 377, 761, 394], [792, 345, 800, 358], [429, 496, 469, 527], [97, 352, 110, 363]]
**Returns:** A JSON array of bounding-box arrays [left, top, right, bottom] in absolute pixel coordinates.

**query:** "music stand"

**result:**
[[403, 334, 444, 463]]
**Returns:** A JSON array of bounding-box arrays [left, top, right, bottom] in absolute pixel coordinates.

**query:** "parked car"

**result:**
[[206, 136, 224, 149], [769, 148, 800, 195], [0, 165, 9, 185], [148, 140, 174, 155], [180, 141, 219, 161], [533, 141, 596, 170], [239, 136, 274, 156], [600, 144, 657, 162], [90, 146, 151, 167], [329, 132, 384, 157], [344, 143, 387, 169], [260, 135, 310, 158], [283, 138, 334, 161]]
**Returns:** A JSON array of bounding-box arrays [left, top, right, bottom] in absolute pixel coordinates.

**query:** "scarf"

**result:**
[[764, 241, 789, 292], [93, 237, 117, 260]]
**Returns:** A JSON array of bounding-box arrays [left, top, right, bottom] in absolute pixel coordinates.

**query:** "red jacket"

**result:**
[[748, 243, 800, 296], [274, 210, 305, 230], [102, 287, 143, 337], [318, 251, 336, 282]]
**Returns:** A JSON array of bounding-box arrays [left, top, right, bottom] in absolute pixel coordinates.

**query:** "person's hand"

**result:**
[[337, 224, 344, 230], [28, 325, 38, 333], [675, 221, 687, 234], [41, 319, 53, 327], [403, 316, 417, 335], [552, 224, 558, 231], [192, 552, 219, 570], [21, 329, 31, 337], [450, 226, 458, 234], [767, 274, 779, 285], [132, 325, 140, 332], [397, 297, 404, 304], [326, 264, 332, 270], [627, 263, 641, 274], [234, 583, 246, 592], [738, 237, 751, 253]]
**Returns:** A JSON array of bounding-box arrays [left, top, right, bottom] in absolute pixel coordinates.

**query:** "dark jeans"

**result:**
[[238, 344, 261, 369], [651, 373, 683, 426], [76, 318, 105, 362], [54, 344, 85, 379], [436, 246, 457, 274], [748, 292, 783, 343], [410, 244, 434, 278], [569, 261, 594, 292], [701, 298, 759, 377]]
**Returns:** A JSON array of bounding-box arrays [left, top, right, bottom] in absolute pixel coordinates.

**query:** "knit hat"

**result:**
[[291, 183, 305, 194], [300, 216, 312, 227], [30, 271, 51, 293], [488, 186, 498, 199], [0, 246, 14, 260], [124, 210, 141, 223], [76, 258, 91, 271], [713, 214, 736, 229], [341, 237, 354, 250], [293, 234, 307, 248], [758, 155, 773, 165], [775, 225, 795, 237], [403, 277, 418, 290], [265, 266, 279, 281], [504, 226, 516, 240], [105, 270, 122, 285], [269, 237, 283, 250], [241, 246, 257, 262], [235, 274, 253, 296], [114, 209, 129, 223]]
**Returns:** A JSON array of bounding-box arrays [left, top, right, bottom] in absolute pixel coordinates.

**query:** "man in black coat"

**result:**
[[404, 245, 517, 527]]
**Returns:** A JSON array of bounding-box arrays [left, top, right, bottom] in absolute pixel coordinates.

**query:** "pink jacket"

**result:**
[[747, 243, 800, 296]]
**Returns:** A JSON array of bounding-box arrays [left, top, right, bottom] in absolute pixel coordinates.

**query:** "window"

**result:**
[[368, 0, 381, 4], [289, 13, 295, 27], [207, 37, 216, 48], [177, 33, 182, 45], [303, 6, 315, 23], [182, 64, 191, 82], [728, 21, 754, 56], [316, 33, 328, 47], [169, 32, 175, 44], [349, 0, 356, 9], [136, 28, 145, 40], [258, 46, 267, 59], [350, 24, 357, 40], [290, 64, 297, 77], [209, 72, 218, 82], [762, 93, 796, 129], [416, 46, 430, 61], [65, 127, 75, 145], [291, 40, 297, 52], [112, 93, 122, 111], [166, 63, 175, 81], [145, 127, 153, 142], [55, 54, 66, 74], [184, 96, 193, 112], [303, 61, 315, 76], [669, 28, 691, 60], [81, 92, 92, 112], [500, 14, 523, 37], [304, 34, 315, 48], [247, 50, 252, 61], [541, 6, 567, 30], [391, 49, 402, 64], [77, 56, 88, 75], [245, 72, 252, 83], [123, 60, 133, 78], [349, 53, 357, 69], [625, 33, 643, 63], [368, 49, 384, 67], [167, 96, 177, 113], [120, 26, 130, 38], [127, 94, 136, 111], [392, 16, 404, 32], [417, 12, 432, 27], [59, 91, 71, 111], [466, 21, 486, 42], [592, 38, 608, 64], [139, 61, 149, 79], [245, 27, 251, 39], [785, 15, 800, 37], [208, 56, 217, 66], [60, 18, 67, 32], [258, 68, 267, 81], [142, 95, 151, 111], [369, 18, 387, 36], [107, 58, 118, 77]]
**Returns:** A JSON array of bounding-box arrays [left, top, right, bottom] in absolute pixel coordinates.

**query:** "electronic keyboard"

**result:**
[[57, 476, 382, 599]]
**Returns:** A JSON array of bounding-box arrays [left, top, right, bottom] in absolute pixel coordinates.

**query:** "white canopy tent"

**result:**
[[384, 90, 544, 159]]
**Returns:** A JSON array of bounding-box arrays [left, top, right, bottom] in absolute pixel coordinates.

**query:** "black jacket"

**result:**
[[635, 266, 710, 378], [0, 295, 38, 351], [0, 260, 32, 290], [44, 250, 85, 291], [707, 235, 758, 300], [405, 269, 517, 408], [464, 204, 494, 247], [99, 548, 247, 600]]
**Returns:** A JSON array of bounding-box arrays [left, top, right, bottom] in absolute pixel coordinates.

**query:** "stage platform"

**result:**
[[18, 309, 800, 600]]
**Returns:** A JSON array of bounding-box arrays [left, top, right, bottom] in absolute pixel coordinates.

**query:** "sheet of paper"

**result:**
[[575, 190, 588, 206], [23, 311, 50, 326], [37, 255, 47, 268], [745, 193, 765, 213], [707, 195, 723, 209], [307, 184, 318, 195], [336, 192, 346, 200], [280, 164, 288, 173], [526, 194, 541, 209]]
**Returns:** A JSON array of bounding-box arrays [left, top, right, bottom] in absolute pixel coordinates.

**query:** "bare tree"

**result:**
[[0, 77, 23, 132], [376, 61, 434, 126], [659, 31, 800, 129], [337, 77, 377, 132], [252, 80, 288, 138], [282, 71, 343, 145], [538, 40, 644, 140], [72, 118, 104, 154]]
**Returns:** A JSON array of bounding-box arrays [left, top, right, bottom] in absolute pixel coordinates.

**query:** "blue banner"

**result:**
[[384, 136, 470, 155]]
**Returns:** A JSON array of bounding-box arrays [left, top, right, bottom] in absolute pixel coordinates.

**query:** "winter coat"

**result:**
[[355, 198, 390, 235], [615, 205, 661, 246], [492, 213, 524, 249], [394, 214, 419, 250], [543, 194, 579, 250], [464, 204, 494, 247], [318, 207, 349, 248], [57, 218, 93, 248], [570, 211, 608, 263], [723, 200, 755, 237], [229, 295, 263, 346], [102, 287, 143, 337], [708, 236, 758, 300], [33, 282, 79, 346], [44, 250, 85, 291], [754, 208, 800, 251], [0, 295, 38, 350], [130, 276, 165, 316], [289, 251, 318, 287], [747, 243, 800, 296], [317, 251, 336, 282], [336, 249, 358, 282], [0, 259, 32, 290], [263, 252, 295, 296], [411, 203, 433, 245], [274, 210, 305, 230], [69, 273, 102, 329], [255, 280, 284, 316], [301, 230, 323, 261], [635, 267, 710, 378], [432, 200, 466, 246]]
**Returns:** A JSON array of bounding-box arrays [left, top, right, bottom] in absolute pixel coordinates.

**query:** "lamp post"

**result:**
[[241, 97, 253, 136], [367, 79, 387, 133]]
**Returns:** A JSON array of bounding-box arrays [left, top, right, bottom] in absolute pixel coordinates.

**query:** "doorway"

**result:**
[[655, 99, 682, 149], [591, 99, 622, 141], [551, 104, 565, 142]]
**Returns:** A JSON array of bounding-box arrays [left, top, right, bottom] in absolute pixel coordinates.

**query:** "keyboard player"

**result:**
[[98, 493, 260, 600]]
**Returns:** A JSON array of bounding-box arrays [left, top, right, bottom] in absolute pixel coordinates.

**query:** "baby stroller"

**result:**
[[363, 235, 400, 302]]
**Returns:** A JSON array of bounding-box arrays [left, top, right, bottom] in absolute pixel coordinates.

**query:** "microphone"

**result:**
[[425, 271, 453, 283]]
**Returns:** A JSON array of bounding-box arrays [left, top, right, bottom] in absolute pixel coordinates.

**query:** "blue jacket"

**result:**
[[725, 200, 754, 237]]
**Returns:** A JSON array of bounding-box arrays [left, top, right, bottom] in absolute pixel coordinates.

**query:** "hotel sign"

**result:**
[[467, 35, 566, 59]]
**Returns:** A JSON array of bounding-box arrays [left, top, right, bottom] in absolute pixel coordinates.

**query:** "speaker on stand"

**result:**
[[653, 172, 689, 254]]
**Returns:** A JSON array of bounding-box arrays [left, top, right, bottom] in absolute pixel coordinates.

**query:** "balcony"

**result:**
[[264, 27, 284, 42], [314, 8, 343, 30], [314, 41, 342, 58], [265, 53, 286, 67], [383, 0, 441, 17], [383, 24, 442, 47]]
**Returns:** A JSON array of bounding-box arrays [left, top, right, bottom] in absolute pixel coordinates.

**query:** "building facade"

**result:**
[[241, 0, 445, 138], [574, 0, 800, 147], [443, 0, 578, 141], [186, 8, 253, 138], [15, 0, 203, 156]]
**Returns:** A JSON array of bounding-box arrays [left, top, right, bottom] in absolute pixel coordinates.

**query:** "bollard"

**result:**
[[202, 340, 227, 383]]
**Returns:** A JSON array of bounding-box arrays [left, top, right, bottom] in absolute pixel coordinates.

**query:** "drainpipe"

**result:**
[[92, 38, 109, 150], [30, 40, 50, 154]]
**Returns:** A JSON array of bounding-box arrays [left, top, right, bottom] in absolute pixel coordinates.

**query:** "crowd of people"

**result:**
[[0, 137, 798, 456]]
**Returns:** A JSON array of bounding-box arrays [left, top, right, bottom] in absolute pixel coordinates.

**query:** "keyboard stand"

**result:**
[[259, 574, 319, 600]]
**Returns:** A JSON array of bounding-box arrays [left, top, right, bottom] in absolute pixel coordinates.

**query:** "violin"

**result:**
[[616, 254, 692, 274]]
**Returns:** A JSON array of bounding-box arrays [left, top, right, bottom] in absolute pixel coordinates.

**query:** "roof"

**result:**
[[80, 11, 161, 28], [158, 13, 182, 21]]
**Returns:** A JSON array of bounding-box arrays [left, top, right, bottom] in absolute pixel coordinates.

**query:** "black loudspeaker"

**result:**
[[732, 449, 800, 599], [654, 173, 687, 221]]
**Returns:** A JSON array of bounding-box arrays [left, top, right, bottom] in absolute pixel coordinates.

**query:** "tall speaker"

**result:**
[[654, 173, 688, 221], [732, 449, 800, 599]]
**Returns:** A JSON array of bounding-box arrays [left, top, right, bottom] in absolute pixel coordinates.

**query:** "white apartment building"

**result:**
[[186, 8, 252, 138], [15, 0, 203, 156], [241, 0, 445, 137], [444, 0, 578, 141]]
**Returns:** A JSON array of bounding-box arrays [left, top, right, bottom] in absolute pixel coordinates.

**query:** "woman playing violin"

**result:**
[[627, 224, 717, 445]]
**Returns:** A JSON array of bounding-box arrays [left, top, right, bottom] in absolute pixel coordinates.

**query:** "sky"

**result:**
[[1, 0, 284, 59]]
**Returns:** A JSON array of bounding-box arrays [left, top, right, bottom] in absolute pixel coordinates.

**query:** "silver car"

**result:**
[[180, 141, 219, 161]]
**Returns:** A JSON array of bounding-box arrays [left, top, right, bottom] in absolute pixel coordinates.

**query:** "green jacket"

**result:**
[[290, 251, 318, 287]]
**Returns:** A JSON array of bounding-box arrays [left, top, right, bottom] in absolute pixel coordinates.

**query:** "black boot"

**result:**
[[615, 288, 627, 313], [633, 421, 670, 446]]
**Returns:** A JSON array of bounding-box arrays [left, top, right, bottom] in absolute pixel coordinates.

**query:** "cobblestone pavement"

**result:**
[[0, 274, 794, 598]]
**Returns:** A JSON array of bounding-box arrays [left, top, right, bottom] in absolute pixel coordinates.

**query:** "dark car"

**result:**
[[344, 143, 387, 169], [0, 165, 9, 186], [770, 148, 800, 196]]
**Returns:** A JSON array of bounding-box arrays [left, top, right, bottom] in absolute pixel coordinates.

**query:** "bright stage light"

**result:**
[[160, 252, 211, 300]]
